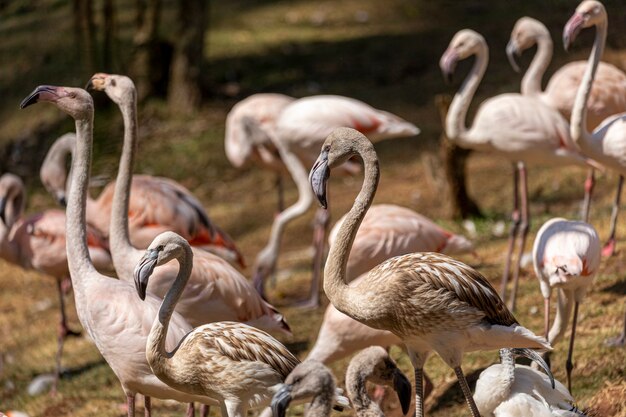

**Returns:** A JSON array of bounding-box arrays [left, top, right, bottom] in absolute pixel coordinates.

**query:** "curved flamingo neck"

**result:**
[[110, 93, 142, 279], [324, 141, 379, 317], [521, 33, 553, 96], [446, 42, 489, 145], [66, 115, 100, 297], [0, 219, 20, 265], [347, 371, 381, 417], [571, 18, 607, 158], [146, 242, 194, 374], [255, 140, 313, 272]]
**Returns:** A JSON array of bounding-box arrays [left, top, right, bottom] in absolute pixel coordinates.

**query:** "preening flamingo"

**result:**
[[507, 16, 626, 255], [532, 218, 600, 391], [252, 95, 420, 307], [21, 85, 220, 416], [440, 28, 598, 312], [564, 0, 626, 347], [0, 173, 112, 391], [225, 93, 295, 212], [133, 231, 346, 417], [41, 122, 244, 265], [86, 73, 289, 333], [309, 127, 552, 417], [474, 349, 587, 417]]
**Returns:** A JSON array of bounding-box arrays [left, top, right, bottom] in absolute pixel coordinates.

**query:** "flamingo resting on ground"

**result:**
[[474, 349, 588, 417], [252, 94, 420, 307], [21, 85, 220, 416], [532, 218, 600, 391], [224, 93, 296, 212], [564, 0, 626, 347], [440, 28, 599, 312], [85, 73, 289, 334], [507, 16, 626, 256], [0, 173, 112, 392], [308, 127, 552, 417]]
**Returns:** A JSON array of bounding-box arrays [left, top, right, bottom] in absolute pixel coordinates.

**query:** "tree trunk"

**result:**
[[102, 0, 116, 71], [167, 0, 207, 113], [72, 0, 98, 73], [436, 94, 482, 219]]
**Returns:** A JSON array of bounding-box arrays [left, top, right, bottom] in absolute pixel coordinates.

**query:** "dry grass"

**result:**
[[1, 0, 626, 416]]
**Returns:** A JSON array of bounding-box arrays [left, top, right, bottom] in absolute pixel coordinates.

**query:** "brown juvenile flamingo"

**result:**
[[40, 127, 244, 265], [0, 172, 112, 391], [252, 95, 420, 307], [440, 28, 599, 312], [225, 93, 296, 212], [21, 85, 221, 416], [309, 127, 552, 417], [507, 16, 626, 255], [86, 73, 289, 334], [532, 218, 600, 391], [563, 0, 626, 348]]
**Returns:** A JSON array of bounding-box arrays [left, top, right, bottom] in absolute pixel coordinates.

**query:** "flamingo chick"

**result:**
[[532, 218, 600, 391], [309, 127, 552, 417]]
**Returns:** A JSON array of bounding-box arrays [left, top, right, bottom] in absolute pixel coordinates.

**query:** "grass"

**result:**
[[1, 0, 626, 416]]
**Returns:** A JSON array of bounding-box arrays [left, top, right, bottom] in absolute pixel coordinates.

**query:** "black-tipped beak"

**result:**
[[0, 197, 6, 226], [506, 40, 521, 73], [511, 348, 555, 389], [393, 370, 412, 415], [20, 85, 59, 109], [309, 149, 330, 209], [271, 384, 293, 417], [439, 48, 458, 85], [563, 12, 584, 52], [57, 194, 67, 208], [86, 73, 107, 91], [133, 249, 159, 300]]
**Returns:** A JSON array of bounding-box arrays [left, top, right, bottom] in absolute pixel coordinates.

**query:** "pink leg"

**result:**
[[508, 162, 529, 313], [127, 393, 136, 417], [566, 302, 580, 393], [603, 175, 623, 257], [186, 403, 195, 417], [605, 306, 626, 347], [501, 163, 520, 302], [144, 396, 151, 417], [296, 207, 330, 309], [581, 168, 595, 223], [200, 404, 210, 417]]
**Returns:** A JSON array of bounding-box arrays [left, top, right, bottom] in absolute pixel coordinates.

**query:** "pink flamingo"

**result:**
[[507, 16, 626, 256], [0, 173, 112, 392], [224, 93, 295, 212], [40, 132, 244, 266], [252, 95, 420, 307], [563, 0, 626, 347], [85, 73, 290, 334], [532, 218, 600, 391], [440, 29, 599, 312]]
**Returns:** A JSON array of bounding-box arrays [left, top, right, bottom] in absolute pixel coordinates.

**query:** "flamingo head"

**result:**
[[0, 173, 25, 228], [507, 17, 550, 73], [440, 29, 486, 83], [86, 73, 136, 107], [21, 86, 93, 121], [563, 0, 606, 51]]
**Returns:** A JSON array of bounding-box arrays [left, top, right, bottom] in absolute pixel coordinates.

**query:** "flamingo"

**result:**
[[40, 127, 244, 265], [507, 16, 626, 255], [474, 349, 588, 417], [0, 172, 112, 391], [309, 127, 553, 417], [252, 95, 420, 307], [563, 0, 626, 348], [20, 85, 221, 416], [440, 28, 599, 312], [224, 93, 295, 212], [532, 218, 600, 391], [85, 73, 290, 334]]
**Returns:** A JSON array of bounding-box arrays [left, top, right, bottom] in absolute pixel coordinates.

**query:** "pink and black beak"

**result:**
[[309, 148, 330, 209], [20, 85, 63, 109], [393, 369, 412, 416], [0, 196, 6, 226], [134, 248, 160, 300], [563, 12, 585, 52], [439, 48, 459, 84], [271, 384, 292, 417], [506, 40, 521, 73], [85, 73, 108, 91]]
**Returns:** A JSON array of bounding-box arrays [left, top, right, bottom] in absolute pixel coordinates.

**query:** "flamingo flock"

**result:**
[[3, 1, 626, 417]]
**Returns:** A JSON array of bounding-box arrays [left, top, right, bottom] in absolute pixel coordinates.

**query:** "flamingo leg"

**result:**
[[53, 278, 81, 394], [276, 174, 285, 214], [508, 162, 529, 313], [414, 367, 424, 417], [201, 404, 210, 417], [603, 175, 623, 257], [297, 207, 330, 309], [454, 366, 481, 417], [581, 168, 595, 223], [566, 302, 580, 393], [500, 163, 520, 302], [144, 396, 151, 417], [186, 403, 195, 417], [127, 393, 136, 417]]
